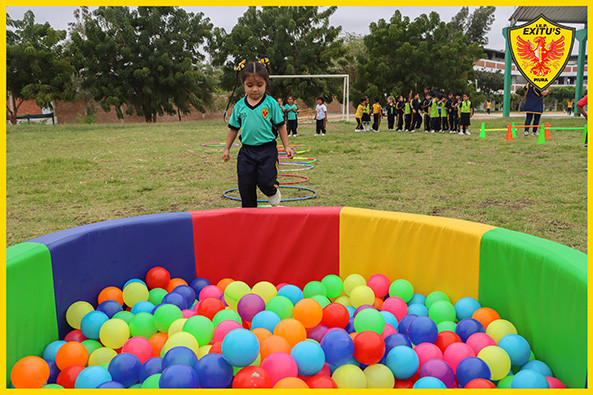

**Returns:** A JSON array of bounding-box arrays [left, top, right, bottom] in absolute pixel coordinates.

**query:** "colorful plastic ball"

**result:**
[[172, 285, 196, 307], [413, 376, 447, 388], [384, 333, 412, 355], [361, 363, 393, 388], [108, 352, 141, 387], [472, 307, 500, 329], [55, 341, 88, 370], [43, 340, 67, 362], [408, 293, 426, 306], [11, 356, 50, 388], [320, 329, 355, 366], [66, 301, 95, 329], [97, 300, 123, 319], [291, 340, 325, 376], [456, 318, 486, 342], [454, 297, 481, 321], [379, 310, 398, 330], [237, 293, 266, 322], [511, 369, 550, 388], [165, 318, 186, 334], [498, 334, 531, 367], [163, 331, 200, 356], [249, 281, 275, 303], [408, 316, 438, 345], [396, 314, 418, 337], [345, 317, 355, 333], [394, 378, 416, 388], [274, 318, 307, 348], [520, 360, 554, 377], [465, 378, 496, 388], [129, 301, 154, 315], [128, 312, 157, 340], [292, 298, 323, 328], [307, 325, 328, 343], [436, 320, 457, 333], [221, 328, 259, 367], [189, 277, 210, 297], [146, 267, 171, 290], [153, 304, 183, 333], [349, 285, 374, 308], [343, 274, 367, 295], [194, 353, 234, 388], [419, 358, 455, 388], [428, 300, 456, 324], [385, 345, 419, 380], [306, 374, 338, 388], [443, 342, 476, 371], [353, 331, 385, 365], [321, 274, 344, 298], [166, 278, 188, 293], [321, 303, 349, 328], [261, 352, 298, 385], [407, 303, 429, 317], [425, 290, 450, 308], [274, 377, 309, 388], [113, 310, 134, 323], [388, 279, 414, 302], [381, 323, 397, 339], [80, 310, 109, 340], [260, 335, 291, 361], [486, 319, 517, 343], [42, 384, 65, 389], [199, 285, 223, 301], [353, 304, 374, 316], [434, 330, 462, 353], [139, 357, 163, 382], [478, 345, 511, 380], [334, 295, 351, 306], [265, 295, 294, 320], [74, 365, 112, 388], [251, 310, 282, 333], [56, 365, 84, 388], [310, 294, 331, 308], [64, 329, 87, 342], [274, 284, 301, 305], [213, 319, 242, 343], [123, 282, 149, 307], [196, 297, 225, 320], [466, 332, 496, 354], [212, 309, 241, 327], [148, 288, 167, 306], [124, 278, 147, 288], [182, 315, 214, 347], [364, 274, 389, 299], [332, 364, 367, 388], [546, 376, 566, 388], [88, 347, 117, 366], [373, 297, 384, 309], [382, 296, 408, 321], [45, 360, 60, 384], [303, 281, 327, 298], [98, 380, 126, 388], [454, 355, 491, 387], [161, 292, 188, 310], [99, 318, 130, 349], [224, 281, 251, 310], [353, 308, 385, 334], [122, 337, 154, 364], [159, 364, 199, 388], [414, 342, 443, 369], [162, 346, 198, 370], [233, 366, 272, 388]]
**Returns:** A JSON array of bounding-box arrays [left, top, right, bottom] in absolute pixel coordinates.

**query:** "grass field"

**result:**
[[6, 114, 588, 252]]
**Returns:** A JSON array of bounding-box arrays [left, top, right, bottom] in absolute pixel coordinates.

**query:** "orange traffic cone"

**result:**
[[544, 122, 551, 140], [506, 124, 514, 141]]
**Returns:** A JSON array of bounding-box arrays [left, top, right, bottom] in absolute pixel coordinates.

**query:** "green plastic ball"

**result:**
[[429, 300, 457, 324], [321, 274, 343, 299], [141, 373, 161, 389], [183, 315, 214, 347], [353, 308, 385, 335], [112, 310, 134, 323], [265, 296, 294, 320], [436, 321, 457, 333], [129, 312, 158, 339], [310, 295, 331, 308], [153, 304, 182, 333], [212, 309, 242, 327], [425, 291, 450, 308], [389, 279, 414, 303], [303, 281, 327, 298], [148, 288, 167, 306]]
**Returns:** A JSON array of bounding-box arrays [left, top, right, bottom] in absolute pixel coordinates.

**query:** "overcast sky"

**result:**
[[6, 6, 585, 53]]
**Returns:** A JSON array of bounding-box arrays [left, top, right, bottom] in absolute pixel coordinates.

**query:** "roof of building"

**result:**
[[509, 6, 587, 25]]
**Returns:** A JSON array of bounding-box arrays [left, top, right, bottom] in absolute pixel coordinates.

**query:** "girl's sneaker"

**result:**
[[268, 189, 281, 207], [464, 131, 471, 135]]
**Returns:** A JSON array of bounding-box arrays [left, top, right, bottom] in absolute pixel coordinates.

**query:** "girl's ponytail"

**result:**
[[223, 59, 246, 122]]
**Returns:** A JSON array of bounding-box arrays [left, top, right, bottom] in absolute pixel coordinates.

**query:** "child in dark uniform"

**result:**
[[396, 95, 405, 131], [520, 82, 549, 136], [386, 96, 396, 131], [422, 93, 431, 132], [411, 92, 422, 131], [458, 93, 473, 135], [445, 93, 455, 133], [404, 96, 412, 131]]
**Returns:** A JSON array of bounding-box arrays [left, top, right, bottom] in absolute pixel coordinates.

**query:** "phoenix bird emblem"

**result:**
[[516, 35, 565, 77]]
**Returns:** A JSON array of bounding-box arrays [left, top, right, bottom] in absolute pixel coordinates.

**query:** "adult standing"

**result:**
[[521, 82, 549, 136]]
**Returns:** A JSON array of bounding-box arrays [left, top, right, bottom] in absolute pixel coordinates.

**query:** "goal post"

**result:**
[[269, 74, 350, 122]]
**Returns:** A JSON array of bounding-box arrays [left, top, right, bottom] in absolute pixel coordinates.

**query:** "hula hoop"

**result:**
[[277, 144, 302, 148], [222, 185, 317, 202], [201, 143, 239, 147], [279, 156, 317, 165], [278, 164, 314, 172], [279, 147, 311, 154], [279, 174, 309, 185]]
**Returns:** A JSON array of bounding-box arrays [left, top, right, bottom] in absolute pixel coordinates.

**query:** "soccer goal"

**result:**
[[269, 74, 350, 122]]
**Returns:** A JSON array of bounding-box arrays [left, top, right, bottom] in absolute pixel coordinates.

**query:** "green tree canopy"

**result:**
[[450, 6, 496, 46], [476, 68, 504, 96], [209, 6, 347, 106], [69, 6, 214, 122], [6, 11, 74, 124], [352, 10, 486, 103]]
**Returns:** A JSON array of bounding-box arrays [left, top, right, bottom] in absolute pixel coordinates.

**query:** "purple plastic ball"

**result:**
[[307, 325, 329, 343], [419, 358, 456, 388], [237, 294, 266, 322]]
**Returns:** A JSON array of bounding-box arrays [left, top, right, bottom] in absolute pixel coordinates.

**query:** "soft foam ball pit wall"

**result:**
[[6, 207, 587, 388]]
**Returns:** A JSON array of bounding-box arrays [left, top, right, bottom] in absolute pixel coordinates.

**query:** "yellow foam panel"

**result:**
[[339, 207, 496, 303]]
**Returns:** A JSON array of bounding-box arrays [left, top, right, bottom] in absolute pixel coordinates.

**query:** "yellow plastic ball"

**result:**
[[122, 282, 149, 307], [364, 364, 395, 388], [163, 331, 200, 355], [66, 301, 94, 330], [350, 285, 375, 308], [477, 345, 511, 381], [224, 281, 251, 311], [486, 319, 518, 344], [167, 318, 188, 336], [99, 318, 130, 350], [334, 296, 352, 307], [332, 364, 367, 388], [88, 347, 117, 366], [197, 345, 212, 359], [252, 281, 277, 304], [343, 274, 366, 296]]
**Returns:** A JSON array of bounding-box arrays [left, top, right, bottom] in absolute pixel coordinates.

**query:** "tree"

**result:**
[[450, 7, 496, 46], [6, 11, 74, 124], [209, 6, 347, 106], [352, 11, 484, 103], [547, 86, 576, 110], [475, 68, 504, 96], [69, 6, 214, 122]]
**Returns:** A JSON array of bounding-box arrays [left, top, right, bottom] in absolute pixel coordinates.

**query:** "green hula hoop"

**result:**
[[222, 185, 317, 202], [278, 156, 317, 165]]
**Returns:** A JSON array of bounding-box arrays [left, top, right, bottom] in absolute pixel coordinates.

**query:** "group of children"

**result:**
[[276, 96, 328, 137], [355, 88, 474, 135]]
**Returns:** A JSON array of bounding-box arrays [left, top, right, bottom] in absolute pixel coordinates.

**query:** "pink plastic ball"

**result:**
[[546, 377, 566, 389], [199, 285, 223, 301], [443, 342, 476, 371], [465, 332, 496, 355], [276, 283, 288, 291], [307, 325, 329, 343], [261, 352, 298, 385], [381, 323, 397, 339], [182, 309, 197, 318], [382, 297, 408, 321], [318, 363, 331, 376], [367, 274, 390, 299], [213, 320, 242, 343], [192, 301, 200, 313], [122, 336, 153, 364], [237, 294, 266, 322], [414, 342, 444, 369]]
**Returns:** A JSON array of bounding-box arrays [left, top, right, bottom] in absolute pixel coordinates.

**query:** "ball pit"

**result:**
[[6, 207, 587, 388]]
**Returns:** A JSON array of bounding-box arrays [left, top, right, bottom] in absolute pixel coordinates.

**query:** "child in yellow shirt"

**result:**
[[355, 97, 365, 132], [372, 96, 382, 132]]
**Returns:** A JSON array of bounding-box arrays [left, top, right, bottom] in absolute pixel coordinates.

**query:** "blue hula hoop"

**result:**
[[222, 185, 318, 203]]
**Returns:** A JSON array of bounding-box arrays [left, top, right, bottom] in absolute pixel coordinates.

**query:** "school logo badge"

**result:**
[[508, 14, 575, 90], [261, 108, 269, 118]]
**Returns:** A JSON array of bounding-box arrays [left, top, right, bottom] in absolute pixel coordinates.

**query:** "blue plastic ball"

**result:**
[[130, 301, 155, 315], [161, 292, 188, 310], [408, 293, 427, 306], [385, 345, 419, 380], [46, 360, 60, 384], [189, 278, 211, 297], [139, 357, 163, 383], [80, 311, 109, 340], [396, 314, 418, 337], [380, 311, 399, 329], [251, 310, 281, 333], [277, 284, 304, 306], [455, 318, 485, 342], [511, 369, 550, 388], [413, 376, 447, 388], [97, 300, 124, 319], [498, 334, 531, 367], [345, 317, 355, 333], [320, 329, 355, 366], [173, 285, 197, 308], [520, 360, 553, 377], [163, 346, 198, 369], [384, 333, 413, 354], [159, 364, 199, 388], [74, 365, 112, 388], [97, 381, 126, 388], [124, 278, 147, 288], [407, 316, 438, 345], [221, 328, 259, 367], [194, 353, 234, 388], [291, 340, 325, 376], [108, 352, 142, 387], [454, 297, 482, 321], [43, 340, 66, 362], [346, 306, 356, 318], [407, 303, 429, 317], [456, 357, 491, 388]]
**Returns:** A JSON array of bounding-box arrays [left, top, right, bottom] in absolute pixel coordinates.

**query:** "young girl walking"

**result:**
[[223, 60, 294, 208]]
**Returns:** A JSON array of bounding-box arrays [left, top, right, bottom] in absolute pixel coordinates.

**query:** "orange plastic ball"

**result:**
[[472, 307, 501, 330], [97, 286, 124, 306], [217, 278, 234, 292], [166, 278, 188, 293], [55, 341, 89, 370], [274, 318, 307, 348], [350, 332, 358, 340], [293, 298, 323, 328], [274, 377, 309, 388], [373, 297, 384, 310], [260, 335, 291, 361], [11, 356, 50, 388], [209, 341, 223, 354], [465, 378, 497, 388], [251, 327, 273, 345], [149, 332, 168, 358]]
